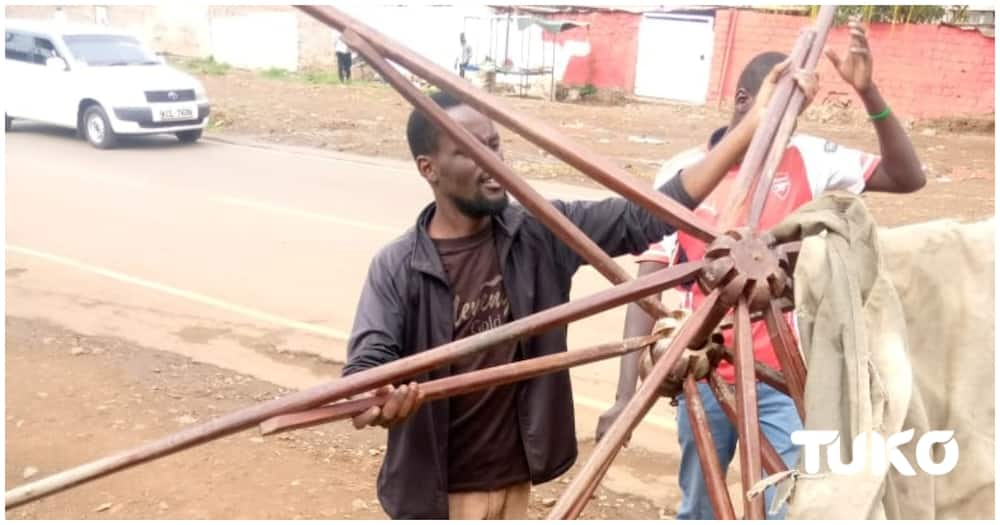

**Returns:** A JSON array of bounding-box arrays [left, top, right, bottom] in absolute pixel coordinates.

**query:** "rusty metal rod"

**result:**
[[719, 296, 794, 330], [339, 28, 674, 320], [683, 374, 737, 520], [754, 362, 790, 397], [748, 6, 837, 229], [259, 334, 661, 435], [719, 29, 815, 230], [707, 371, 788, 477], [5, 261, 703, 509], [746, 29, 817, 230], [803, 7, 838, 69], [721, 347, 790, 397], [747, 102, 797, 230], [763, 301, 807, 420], [296, 5, 720, 244], [548, 290, 726, 519], [733, 297, 765, 519]]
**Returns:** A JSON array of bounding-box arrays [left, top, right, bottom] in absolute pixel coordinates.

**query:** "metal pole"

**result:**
[[5, 261, 703, 509], [733, 298, 765, 519], [747, 6, 837, 229], [260, 334, 661, 435], [550, 31, 556, 101], [294, 5, 720, 243], [505, 11, 511, 66], [683, 374, 737, 519], [721, 349, 791, 397], [763, 302, 806, 419], [718, 29, 815, 231], [707, 371, 788, 477]]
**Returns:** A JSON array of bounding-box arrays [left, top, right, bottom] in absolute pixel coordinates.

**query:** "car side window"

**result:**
[[32, 37, 60, 65], [5, 31, 35, 63]]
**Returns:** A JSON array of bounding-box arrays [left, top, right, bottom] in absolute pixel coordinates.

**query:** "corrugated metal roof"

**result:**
[[488, 5, 719, 15]]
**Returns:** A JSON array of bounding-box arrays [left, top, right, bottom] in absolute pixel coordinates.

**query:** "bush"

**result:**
[[181, 55, 230, 75], [261, 67, 290, 79], [303, 70, 340, 85]]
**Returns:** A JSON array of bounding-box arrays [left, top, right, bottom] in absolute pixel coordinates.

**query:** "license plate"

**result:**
[[155, 106, 195, 122]]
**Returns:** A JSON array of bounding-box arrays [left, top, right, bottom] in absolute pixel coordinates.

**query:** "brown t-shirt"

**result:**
[[433, 225, 531, 492]]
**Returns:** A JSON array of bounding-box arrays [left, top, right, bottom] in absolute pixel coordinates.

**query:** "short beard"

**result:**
[[450, 192, 509, 219]]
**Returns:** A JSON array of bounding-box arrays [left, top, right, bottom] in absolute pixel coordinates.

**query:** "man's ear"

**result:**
[[416, 155, 438, 185]]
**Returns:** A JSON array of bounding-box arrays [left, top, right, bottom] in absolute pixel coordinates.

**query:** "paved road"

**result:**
[[5, 126, 683, 456]]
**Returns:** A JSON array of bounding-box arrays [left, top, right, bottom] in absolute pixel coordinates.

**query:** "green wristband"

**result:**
[[869, 107, 891, 121]]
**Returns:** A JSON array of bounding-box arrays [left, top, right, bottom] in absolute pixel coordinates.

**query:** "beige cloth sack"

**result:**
[[766, 192, 993, 520]]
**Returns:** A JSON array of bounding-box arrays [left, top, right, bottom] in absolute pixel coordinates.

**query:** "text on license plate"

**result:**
[[156, 107, 195, 122]]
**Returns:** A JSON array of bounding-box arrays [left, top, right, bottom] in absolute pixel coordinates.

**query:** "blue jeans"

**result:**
[[675, 382, 802, 520]]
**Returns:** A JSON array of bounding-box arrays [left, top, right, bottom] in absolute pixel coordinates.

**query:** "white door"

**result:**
[[633, 14, 715, 103], [5, 31, 40, 120], [31, 35, 77, 127], [5, 31, 79, 126]]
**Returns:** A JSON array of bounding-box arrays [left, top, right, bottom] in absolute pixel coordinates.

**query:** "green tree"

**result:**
[[805, 5, 969, 25]]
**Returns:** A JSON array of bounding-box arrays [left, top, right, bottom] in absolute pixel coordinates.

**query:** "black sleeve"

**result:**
[[342, 251, 406, 377], [548, 175, 697, 275]]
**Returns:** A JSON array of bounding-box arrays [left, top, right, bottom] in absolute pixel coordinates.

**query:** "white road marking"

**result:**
[[6, 243, 350, 341]]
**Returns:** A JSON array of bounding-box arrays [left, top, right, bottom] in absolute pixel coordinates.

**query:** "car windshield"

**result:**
[[63, 34, 159, 66]]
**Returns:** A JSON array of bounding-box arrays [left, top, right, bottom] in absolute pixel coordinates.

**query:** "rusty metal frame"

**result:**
[[6, 5, 838, 518]]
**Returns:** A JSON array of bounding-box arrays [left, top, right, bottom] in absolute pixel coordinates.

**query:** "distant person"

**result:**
[[335, 34, 352, 83], [455, 32, 472, 78]]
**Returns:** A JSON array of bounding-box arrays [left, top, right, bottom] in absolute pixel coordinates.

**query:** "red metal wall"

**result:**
[[710, 9, 995, 119], [545, 9, 994, 119], [542, 11, 641, 92]]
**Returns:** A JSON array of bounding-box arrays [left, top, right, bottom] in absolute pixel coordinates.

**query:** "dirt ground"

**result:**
[[195, 64, 995, 227], [5, 317, 676, 520]]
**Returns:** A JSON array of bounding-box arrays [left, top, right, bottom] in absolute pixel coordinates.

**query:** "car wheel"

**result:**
[[82, 105, 118, 149], [5, 114, 11, 132], [175, 129, 203, 144]]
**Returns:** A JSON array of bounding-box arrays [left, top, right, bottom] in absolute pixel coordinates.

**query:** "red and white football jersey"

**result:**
[[641, 132, 880, 384]]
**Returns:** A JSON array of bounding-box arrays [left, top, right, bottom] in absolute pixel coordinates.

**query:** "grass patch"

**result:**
[[205, 109, 228, 131], [261, 66, 381, 87], [302, 69, 341, 85], [180, 56, 231, 76], [207, 117, 226, 131], [260, 67, 292, 80]]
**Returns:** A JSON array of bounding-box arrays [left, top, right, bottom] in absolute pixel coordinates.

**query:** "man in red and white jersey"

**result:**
[[597, 20, 926, 520]]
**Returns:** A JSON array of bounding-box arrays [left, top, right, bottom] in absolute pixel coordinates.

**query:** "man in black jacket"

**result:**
[[343, 62, 816, 519]]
